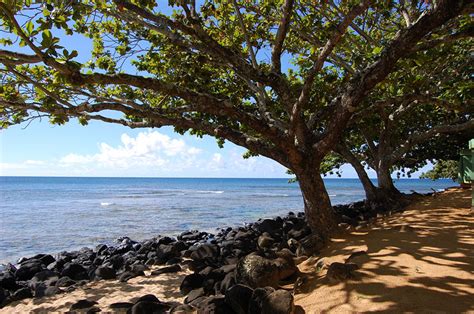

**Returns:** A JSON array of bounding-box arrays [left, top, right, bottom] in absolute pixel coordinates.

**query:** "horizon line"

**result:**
[[0, 175, 435, 180]]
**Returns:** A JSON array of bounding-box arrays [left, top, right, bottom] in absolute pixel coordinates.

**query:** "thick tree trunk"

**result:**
[[296, 169, 337, 241], [376, 163, 401, 196], [370, 162, 407, 210]]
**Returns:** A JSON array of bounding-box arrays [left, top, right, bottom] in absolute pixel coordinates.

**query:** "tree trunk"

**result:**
[[296, 169, 337, 241], [376, 162, 401, 196], [336, 145, 379, 201], [371, 162, 406, 210]]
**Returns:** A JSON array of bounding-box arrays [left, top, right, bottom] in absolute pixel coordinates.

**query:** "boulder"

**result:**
[[170, 304, 196, 313], [55, 276, 76, 287], [30, 270, 59, 284], [106, 255, 125, 270], [34, 283, 61, 298], [184, 287, 206, 304], [94, 266, 116, 280], [0, 272, 18, 290], [235, 254, 297, 288], [15, 260, 44, 281], [61, 263, 88, 281], [130, 264, 148, 274], [69, 299, 98, 311], [326, 262, 358, 283], [194, 295, 232, 314], [180, 274, 205, 295], [218, 272, 235, 294], [130, 301, 169, 314], [254, 219, 282, 235], [151, 264, 181, 276], [248, 287, 275, 314], [225, 284, 254, 314], [190, 244, 219, 261], [0, 287, 10, 307], [118, 270, 143, 283], [156, 244, 181, 264], [257, 234, 275, 250], [109, 302, 134, 311], [12, 287, 33, 301], [261, 289, 294, 314], [296, 233, 325, 257]]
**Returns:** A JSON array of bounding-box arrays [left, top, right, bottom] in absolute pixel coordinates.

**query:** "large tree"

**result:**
[[0, 0, 471, 239], [333, 33, 473, 208]]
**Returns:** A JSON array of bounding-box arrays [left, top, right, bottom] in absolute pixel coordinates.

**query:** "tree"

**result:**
[[420, 160, 459, 181], [0, 0, 471, 239], [331, 30, 473, 208]]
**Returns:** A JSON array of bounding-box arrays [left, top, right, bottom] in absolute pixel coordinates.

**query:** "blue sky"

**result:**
[[0, 2, 432, 178], [0, 119, 296, 177]]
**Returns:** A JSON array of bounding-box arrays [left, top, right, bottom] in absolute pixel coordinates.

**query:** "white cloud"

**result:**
[[0, 130, 292, 177], [58, 130, 201, 171]]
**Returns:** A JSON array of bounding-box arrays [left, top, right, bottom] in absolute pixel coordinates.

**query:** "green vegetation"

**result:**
[[421, 160, 459, 181], [0, 0, 472, 238]]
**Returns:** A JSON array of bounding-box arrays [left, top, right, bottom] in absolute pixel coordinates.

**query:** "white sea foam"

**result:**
[[252, 193, 289, 197], [194, 190, 225, 194], [100, 202, 114, 206]]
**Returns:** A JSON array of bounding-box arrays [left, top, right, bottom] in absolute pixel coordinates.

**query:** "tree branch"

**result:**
[[313, 0, 470, 158], [289, 1, 370, 148], [390, 119, 474, 163], [271, 0, 294, 73]]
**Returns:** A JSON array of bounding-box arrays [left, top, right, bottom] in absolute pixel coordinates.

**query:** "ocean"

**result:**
[[0, 176, 455, 264]]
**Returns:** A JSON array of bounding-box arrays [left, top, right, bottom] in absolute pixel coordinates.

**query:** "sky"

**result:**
[[0, 2, 432, 178]]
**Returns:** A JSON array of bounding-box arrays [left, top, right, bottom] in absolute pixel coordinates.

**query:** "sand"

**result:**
[[3, 266, 190, 313], [295, 188, 474, 313], [2, 188, 473, 313]]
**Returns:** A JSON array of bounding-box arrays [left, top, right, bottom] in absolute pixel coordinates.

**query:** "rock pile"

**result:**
[[1, 200, 393, 312]]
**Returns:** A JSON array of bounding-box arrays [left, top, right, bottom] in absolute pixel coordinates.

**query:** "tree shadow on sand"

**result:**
[[296, 189, 473, 313], [9, 272, 186, 313]]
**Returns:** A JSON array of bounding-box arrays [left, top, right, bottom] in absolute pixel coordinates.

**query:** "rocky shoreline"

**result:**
[[0, 197, 416, 313]]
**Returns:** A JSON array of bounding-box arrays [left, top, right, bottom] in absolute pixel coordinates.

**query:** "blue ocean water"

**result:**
[[0, 176, 455, 264]]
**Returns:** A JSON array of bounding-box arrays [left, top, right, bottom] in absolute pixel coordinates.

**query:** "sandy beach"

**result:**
[[2, 188, 473, 313], [296, 188, 473, 313]]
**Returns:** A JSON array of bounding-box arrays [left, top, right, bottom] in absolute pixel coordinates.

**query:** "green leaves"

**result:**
[[62, 49, 78, 61], [40, 30, 53, 48], [25, 21, 34, 35]]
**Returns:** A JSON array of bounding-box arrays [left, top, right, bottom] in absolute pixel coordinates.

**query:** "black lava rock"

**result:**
[[150, 264, 181, 276], [94, 266, 116, 280], [180, 273, 205, 296], [61, 263, 88, 281], [225, 284, 254, 314]]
